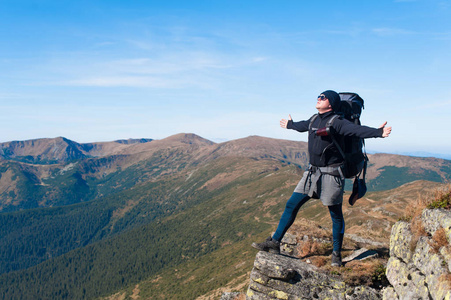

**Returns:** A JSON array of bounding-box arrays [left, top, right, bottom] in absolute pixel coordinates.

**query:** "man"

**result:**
[[252, 90, 392, 266]]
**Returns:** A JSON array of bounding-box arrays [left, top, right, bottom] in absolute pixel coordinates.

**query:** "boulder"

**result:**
[[246, 251, 380, 300], [384, 209, 451, 300]]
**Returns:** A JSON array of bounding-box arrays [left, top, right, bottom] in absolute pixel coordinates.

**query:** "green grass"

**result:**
[[427, 192, 451, 209]]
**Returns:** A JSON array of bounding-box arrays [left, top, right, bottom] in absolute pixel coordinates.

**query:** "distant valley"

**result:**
[[0, 134, 450, 299]]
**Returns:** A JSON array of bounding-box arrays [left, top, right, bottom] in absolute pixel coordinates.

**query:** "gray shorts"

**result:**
[[294, 170, 344, 206]]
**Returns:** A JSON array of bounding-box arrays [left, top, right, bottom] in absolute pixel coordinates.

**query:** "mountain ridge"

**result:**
[[1, 134, 450, 213], [0, 136, 155, 163]]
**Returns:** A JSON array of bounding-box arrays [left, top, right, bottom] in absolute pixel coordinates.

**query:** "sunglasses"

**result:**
[[317, 95, 327, 101]]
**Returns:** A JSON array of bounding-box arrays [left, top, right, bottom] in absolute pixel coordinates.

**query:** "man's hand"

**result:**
[[280, 114, 292, 129], [379, 121, 392, 138]]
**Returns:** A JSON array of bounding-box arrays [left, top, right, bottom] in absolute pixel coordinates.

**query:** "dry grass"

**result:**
[[399, 185, 451, 252], [297, 240, 331, 258], [323, 259, 389, 288], [401, 184, 451, 221], [409, 215, 428, 252], [308, 256, 328, 268], [439, 273, 451, 290], [289, 218, 331, 239], [298, 251, 389, 288], [401, 193, 429, 222], [427, 187, 451, 210], [232, 294, 246, 300], [286, 217, 334, 259], [285, 216, 390, 289], [429, 228, 450, 254]]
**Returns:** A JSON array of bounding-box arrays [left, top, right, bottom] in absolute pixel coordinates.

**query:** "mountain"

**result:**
[[1, 134, 450, 213], [0, 136, 154, 164], [0, 137, 87, 164], [0, 134, 213, 211], [389, 150, 451, 160], [0, 134, 450, 299]]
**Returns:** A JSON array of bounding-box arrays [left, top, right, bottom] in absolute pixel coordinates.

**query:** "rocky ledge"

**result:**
[[384, 208, 451, 300], [239, 206, 451, 300], [246, 251, 380, 300]]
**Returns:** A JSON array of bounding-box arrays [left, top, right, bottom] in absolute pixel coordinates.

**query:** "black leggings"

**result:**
[[272, 192, 345, 253]]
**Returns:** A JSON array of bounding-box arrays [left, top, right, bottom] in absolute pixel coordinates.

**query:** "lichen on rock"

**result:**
[[246, 251, 380, 300], [384, 208, 451, 300]]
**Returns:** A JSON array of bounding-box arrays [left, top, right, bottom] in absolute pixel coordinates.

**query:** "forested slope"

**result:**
[[0, 157, 298, 299]]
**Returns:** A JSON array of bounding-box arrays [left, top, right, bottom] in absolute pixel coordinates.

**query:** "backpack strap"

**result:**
[[308, 114, 319, 132], [326, 114, 340, 128], [309, 113, 339, 131], [328, 115, 368, 179], [360, 146, 369, 180], [326, 115, 346, 161]]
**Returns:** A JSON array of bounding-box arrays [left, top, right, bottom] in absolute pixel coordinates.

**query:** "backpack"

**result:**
[[310, 92, 369, 205], [310, 92, 368, 179]]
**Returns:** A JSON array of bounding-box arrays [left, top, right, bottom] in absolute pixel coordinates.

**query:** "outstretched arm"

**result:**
[[334, 118, 391, 139], [280, 114, 292, 129], [379, 121, 392, 138], [281, 114, 311, 132]]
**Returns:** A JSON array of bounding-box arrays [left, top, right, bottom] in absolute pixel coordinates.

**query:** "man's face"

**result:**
[[315, 94, 332, 112]]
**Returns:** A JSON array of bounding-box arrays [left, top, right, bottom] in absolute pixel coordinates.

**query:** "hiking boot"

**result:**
[[251, 236, 280, 254], [331, 251, 342, 267]]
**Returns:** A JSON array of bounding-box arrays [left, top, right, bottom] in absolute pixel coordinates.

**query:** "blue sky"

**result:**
[[1, 0, 450, 157]]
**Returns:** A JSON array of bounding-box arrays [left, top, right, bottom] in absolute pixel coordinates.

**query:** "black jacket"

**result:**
[[287, 111, 383, 167]]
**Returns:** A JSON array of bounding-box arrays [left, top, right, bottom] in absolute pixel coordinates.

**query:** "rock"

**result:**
[[385, 257, 429, 300], [389, 221, 414, 263], [245, 207, 451, 300], [412, 236, 447, 276], [252, 252, 296, 280], [246, 288, 275, 300], [385, 212, 451, 300], [220, 292, 242, 300], [382, 286, 399, 300], [422, 208, 451, 242], [281, 233, 297, 245], [342, 248, 379, 263], [412, 237, 450, 300], [346, 234, 386, 247], [280, 233, 298, 256], [246, 207, 451, 300], [246, 251, 380, 300]]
